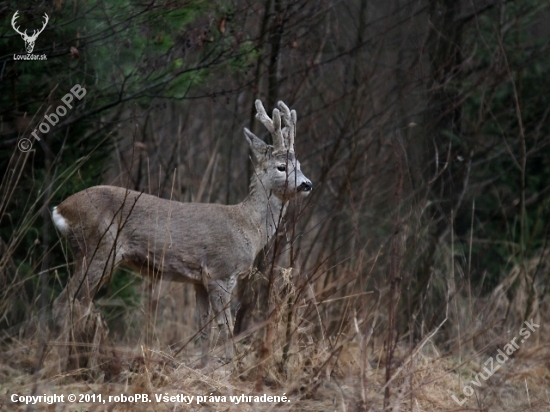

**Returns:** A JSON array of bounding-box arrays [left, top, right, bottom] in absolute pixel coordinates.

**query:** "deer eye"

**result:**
[[277, 165, 286, 172]]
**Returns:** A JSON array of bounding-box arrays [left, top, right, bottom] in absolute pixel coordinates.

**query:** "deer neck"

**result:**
[[240, 174, 287, 251]]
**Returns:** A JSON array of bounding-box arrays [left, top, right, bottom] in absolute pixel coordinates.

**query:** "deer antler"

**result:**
[[254, 100, 285, 151], [254, 100, 297, 152], [277, 101, 297, 151], [11, 11, 26, 37]]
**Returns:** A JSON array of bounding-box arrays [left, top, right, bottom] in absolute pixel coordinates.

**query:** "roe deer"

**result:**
[[52, 100, 312, 368]]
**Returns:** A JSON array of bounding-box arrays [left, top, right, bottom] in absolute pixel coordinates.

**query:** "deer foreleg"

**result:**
[[194, 283, 211, 366], [208, 281, 234, 363]]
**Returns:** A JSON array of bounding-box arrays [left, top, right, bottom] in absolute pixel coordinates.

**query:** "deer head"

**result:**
[[244, 100, 312, 201], [12, 11, 49, 54]]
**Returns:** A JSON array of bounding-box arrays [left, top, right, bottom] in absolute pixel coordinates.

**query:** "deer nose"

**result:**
[[299, 181, 312, 192]]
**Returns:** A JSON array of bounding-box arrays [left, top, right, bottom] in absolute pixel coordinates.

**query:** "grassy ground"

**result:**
[[2, 276, 549, 412]]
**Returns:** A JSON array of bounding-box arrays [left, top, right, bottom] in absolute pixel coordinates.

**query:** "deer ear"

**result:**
[[244, 128, 269, 160]]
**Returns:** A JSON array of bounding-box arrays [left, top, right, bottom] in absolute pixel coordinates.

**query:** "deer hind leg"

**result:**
[[55, 226, 124, 305], [54, 238, 123, 374], [208, 280, 235, 363]]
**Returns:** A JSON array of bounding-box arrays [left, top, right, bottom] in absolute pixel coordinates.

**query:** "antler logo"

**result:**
[[11, 11, 49, 54]]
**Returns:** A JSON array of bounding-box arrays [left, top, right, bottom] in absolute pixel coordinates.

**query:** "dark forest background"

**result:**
[[1, 0, 549, 410]]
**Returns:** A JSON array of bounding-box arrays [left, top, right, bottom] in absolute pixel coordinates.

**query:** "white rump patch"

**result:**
[[52, 206, 70, 235]]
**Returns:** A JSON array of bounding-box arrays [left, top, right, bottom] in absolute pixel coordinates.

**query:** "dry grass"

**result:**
[[2, 264, 550, 412], [2, 337, 550, 411]]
